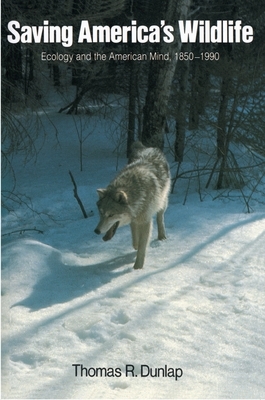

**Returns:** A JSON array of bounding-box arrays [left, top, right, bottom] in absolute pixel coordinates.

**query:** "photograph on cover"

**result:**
[[1, 0, 265, 398]]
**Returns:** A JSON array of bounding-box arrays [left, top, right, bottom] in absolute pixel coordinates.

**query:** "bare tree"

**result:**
[[141, 0, 191, 149]]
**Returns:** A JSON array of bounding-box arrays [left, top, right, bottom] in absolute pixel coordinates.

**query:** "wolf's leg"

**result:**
[[130, 222, 139, 250], [157, 209, 167, 240], [133, 221, 152, 269]]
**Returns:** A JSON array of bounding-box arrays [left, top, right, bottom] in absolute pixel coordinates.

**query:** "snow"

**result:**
[[1, 104, 265, 399]]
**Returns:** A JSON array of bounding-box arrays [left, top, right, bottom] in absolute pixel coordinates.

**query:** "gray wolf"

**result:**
[[94, 142, 171, 269]]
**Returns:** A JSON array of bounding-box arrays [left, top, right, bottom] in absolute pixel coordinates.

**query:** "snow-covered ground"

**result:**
[[1, 105, 265, 399]]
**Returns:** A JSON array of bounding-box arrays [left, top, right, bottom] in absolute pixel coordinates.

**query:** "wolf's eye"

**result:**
[[107, 214, 114, 218]]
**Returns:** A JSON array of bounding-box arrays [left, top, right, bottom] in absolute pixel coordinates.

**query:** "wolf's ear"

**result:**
[[97, 189, 106, 199], [115, 190, 128, 204]]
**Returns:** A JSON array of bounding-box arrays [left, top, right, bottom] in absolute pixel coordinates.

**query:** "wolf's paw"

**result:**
[[158, 234, 167, 240], [133, 262, 143, 270]]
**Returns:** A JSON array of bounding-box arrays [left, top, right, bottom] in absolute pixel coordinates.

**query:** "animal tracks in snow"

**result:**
[[62, 309, 132, 345], [118, 332, 136, 342], [110, 381, 130, 390], [111, 310, 130, 325], [10, 351, 47, 369]]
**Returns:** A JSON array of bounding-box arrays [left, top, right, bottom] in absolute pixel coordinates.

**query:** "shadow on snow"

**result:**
[[11, 249, 134, 311]]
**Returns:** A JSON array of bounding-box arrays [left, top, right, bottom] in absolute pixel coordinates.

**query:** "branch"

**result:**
[[2, 228, 44, 237], [68, 170, 88, 218]]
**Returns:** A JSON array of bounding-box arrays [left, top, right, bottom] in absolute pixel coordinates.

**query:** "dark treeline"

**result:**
[[2, 0, 265, 209]]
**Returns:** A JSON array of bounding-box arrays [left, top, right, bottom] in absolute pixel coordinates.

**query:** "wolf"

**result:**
[[94, 142, 171, 269]]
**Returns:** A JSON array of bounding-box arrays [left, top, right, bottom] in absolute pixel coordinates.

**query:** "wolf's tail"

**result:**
[[128, 141, 146, 164]]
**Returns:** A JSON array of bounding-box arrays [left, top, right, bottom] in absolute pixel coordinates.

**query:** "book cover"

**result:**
[[1, 0, 265, 398]]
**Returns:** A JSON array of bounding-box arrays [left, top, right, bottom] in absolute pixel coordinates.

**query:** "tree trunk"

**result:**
[[188, 62, 199, 130], [127, 53, 137, 158], [188, 59, 210, 130], [25, 48, 34, 95], [216, 68, 232, 189], [142, 0, 191, 149], [175, 44, 190, 161], [53, 65, 60, 87]]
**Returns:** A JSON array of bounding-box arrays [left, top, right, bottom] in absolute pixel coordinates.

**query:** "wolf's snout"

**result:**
[[94, 228, 101, 235]]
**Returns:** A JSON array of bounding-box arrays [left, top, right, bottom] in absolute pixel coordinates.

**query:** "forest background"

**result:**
[[2, 0, 265, 212]]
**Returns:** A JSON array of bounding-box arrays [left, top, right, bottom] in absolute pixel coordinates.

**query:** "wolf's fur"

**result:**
[[94, 142, 170, 269]]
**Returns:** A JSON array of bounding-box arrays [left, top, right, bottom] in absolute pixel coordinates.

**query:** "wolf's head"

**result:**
[[94, 188, 131, 241]]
